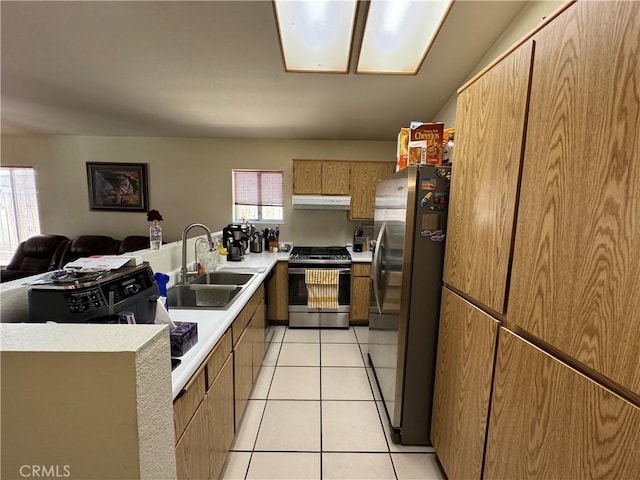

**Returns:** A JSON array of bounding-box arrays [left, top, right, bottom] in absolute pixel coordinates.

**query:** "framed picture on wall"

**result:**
[[86, 162, 149, 212]]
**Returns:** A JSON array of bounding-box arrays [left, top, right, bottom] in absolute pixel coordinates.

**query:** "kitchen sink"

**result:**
[[167, 284, 243, 309], [190, 272, 256, 286]]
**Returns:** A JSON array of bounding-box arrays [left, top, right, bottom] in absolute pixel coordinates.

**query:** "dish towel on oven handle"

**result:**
[[305, 269, 339, 309]]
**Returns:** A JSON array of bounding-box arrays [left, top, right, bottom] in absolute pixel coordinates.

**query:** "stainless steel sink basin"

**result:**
[[190, 272, 256, 286], [167, 284, 243, 310]]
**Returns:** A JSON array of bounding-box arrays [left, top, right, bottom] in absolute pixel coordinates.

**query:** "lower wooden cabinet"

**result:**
[[267, 261, 288, 323], [174, 284, 267, 478], [234, 325, 253, 429], [431, 288, 500, 480], [350, 263, 371, 324], [484, 329, 640, 479], [252, 300, 266, 382], [175, 330, 234, 480], [175, 400, 209, 480], [206, 355, 234, 479]]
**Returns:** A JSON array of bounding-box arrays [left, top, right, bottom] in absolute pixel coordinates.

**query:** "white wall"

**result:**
[[1, 135, 395, 245], [434, 0, 565, 127]]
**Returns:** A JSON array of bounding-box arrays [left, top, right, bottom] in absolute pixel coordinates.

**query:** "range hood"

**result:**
[[292, 195, 351, 210]]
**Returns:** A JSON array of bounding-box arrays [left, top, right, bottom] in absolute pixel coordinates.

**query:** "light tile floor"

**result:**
[[220, 326, 447, 480]]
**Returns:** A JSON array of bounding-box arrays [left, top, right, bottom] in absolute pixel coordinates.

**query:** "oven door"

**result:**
[[288, 265, 350, 328]]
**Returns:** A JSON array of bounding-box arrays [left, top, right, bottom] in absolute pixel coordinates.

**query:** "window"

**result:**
[[233, 170, 283, 223], [0, 167, 41, 264]]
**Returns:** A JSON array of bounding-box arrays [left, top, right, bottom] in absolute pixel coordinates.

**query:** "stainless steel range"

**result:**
[[288, 246, 351, 328]]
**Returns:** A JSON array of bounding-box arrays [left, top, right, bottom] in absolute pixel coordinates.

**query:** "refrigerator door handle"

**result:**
[[371, 221, 386, 315]]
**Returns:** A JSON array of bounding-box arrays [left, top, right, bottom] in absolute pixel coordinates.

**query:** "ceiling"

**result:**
[[1, 1, 528, 141]]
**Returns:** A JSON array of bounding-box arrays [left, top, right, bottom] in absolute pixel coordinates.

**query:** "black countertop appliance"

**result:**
[[223, 224, 246, 261], [27, 264, 159, 324]]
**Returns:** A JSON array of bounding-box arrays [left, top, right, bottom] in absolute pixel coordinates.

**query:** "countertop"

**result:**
[[347, 247, 373, 263], [169, 250, 287, 398], [169, 248, 369, 399]]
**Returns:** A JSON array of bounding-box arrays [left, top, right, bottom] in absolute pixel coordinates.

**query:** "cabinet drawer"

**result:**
[[174, 365, 206, 443], [352, 263, 371, 277], [232, 284, 265, 345], [205, 328, 232, 390]]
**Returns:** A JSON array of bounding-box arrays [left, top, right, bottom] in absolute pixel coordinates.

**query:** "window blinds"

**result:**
[[233, 170, 283, 206]]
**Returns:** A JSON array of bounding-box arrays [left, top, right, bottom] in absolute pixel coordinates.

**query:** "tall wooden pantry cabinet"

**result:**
[[432, 1, 640, 478]]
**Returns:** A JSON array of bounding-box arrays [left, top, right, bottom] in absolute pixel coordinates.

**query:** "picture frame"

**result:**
[[86, 162, 149, 212]]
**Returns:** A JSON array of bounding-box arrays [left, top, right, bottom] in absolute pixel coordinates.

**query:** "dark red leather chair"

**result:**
[[57, 235, 119, 268], [1, 234, 69, 282], [118, 235, 150, 254]]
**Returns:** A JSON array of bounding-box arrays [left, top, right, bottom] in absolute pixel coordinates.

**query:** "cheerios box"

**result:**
[[408, 122, 444, 166]]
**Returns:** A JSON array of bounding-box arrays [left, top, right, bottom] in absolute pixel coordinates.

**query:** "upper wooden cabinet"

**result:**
[[432, 288, 500, 480], [293, 159, 394, 219], [293, 160, 350, 195], [349, 162, 395, 220], [443, 41, 533, 314], [484, 329, 640, 479], [507, 1, 640, 395]]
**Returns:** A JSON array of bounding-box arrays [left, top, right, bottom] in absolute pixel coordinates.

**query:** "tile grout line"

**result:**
[[355, 326, 400, 479], [244, 331, 283, 479], [319, 327, 323, 479]]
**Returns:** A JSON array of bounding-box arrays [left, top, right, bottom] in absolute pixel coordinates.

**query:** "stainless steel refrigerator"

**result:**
[[368, 164, 451, 445]]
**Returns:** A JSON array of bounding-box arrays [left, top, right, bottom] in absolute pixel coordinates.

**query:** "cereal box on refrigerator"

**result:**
[[396, 127, 410, 171], [408, 122, 444, 166]]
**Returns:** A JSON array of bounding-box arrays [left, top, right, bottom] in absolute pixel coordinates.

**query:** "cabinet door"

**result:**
[[293, 160, 322, 194], [349, 162, 394, 220], [484, 329, 640, 479], [267, 261, 289, 322], [322, 161, 351, 195], [252, 300, 266, 381], [173, 367, 206, 443], [507, 1, 640, 395], [233, 326, 253, 429], [206, 355, 234, 480], [443, 41, 533, 314], [175, 402, 208, 480], [350, 263, 371, 323], [431, 288, 499, 480]]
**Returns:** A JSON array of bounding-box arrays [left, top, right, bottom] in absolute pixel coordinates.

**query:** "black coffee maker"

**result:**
[[222, 224, 246, 261]]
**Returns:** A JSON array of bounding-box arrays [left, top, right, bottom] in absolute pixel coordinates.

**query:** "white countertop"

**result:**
[[347, 247, 372, 263], [169, 250, 286, 398]]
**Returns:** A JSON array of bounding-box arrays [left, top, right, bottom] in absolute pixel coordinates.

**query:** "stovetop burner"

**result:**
[[289, 246, 351, 262]]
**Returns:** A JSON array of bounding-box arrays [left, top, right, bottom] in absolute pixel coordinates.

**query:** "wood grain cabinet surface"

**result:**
[[233, 325, 253, 430], [293, 160, 350, 195], [173, 366, 206, 443], [206, 355, 234, 480], [443, 41, 533, 314], [431, 288, 500, 480], [507, 0, 640, 395], [321, 161, 351, 195], [350, 263, 371, 324], [349, 162, 395, 220], [292, 160, 322, 194], [267, 261, 288, 323], [251, 300, 266, 382], [175, 402, 209, 480], [485, 329, 640, 479]]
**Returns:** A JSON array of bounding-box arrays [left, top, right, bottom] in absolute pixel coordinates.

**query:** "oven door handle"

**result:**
[[288, 268, 351, 275], [371, 221, 386, 315]]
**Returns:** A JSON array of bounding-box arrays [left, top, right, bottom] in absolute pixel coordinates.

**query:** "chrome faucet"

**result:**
[[181, 223, 215, 285]]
